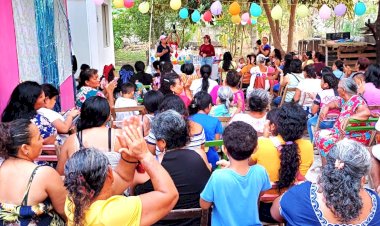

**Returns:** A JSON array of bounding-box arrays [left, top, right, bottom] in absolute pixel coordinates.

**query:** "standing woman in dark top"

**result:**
[[199, 35, 215, 67], [134, 110, 211, 226], [156, 35, 173, 63]]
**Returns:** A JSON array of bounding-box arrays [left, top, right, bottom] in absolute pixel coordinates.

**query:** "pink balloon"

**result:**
[[241, 12, 250, 22], [319, 4, 331, 20], [334, 3, 346, 17], [124, 0, 134, 8], [93, 0, 104, 5], [203, 10, 212, 22], [247, 18, 252, 25]]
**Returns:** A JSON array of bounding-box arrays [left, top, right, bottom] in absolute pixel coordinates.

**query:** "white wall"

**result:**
[[67, 0, 115, 78]]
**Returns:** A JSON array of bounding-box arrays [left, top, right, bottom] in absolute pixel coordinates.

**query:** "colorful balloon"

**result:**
[[319, 4, 331, 20], [251, 19, 257, 25], [138, 1, 150, 14], [124, 0, 134, 8], [170, 0, 181, 11], [113, 0, 124, 8], [241, 13, 250, 22], [354, 1, 366, 16], [229, 2, 241, 15], [93, 0, 104, 5], [241, 20, 247, 25], [296, 4, 308, 18], [191, 10, 201, 22], [231, 14, 241, 24], [334, 3, 346, 17], [271, 4, 282, 20], [203, 10, 212, 22], [179, 8, 189, 19], [250, 3, 262, 17], [210, 1, 222, 16]]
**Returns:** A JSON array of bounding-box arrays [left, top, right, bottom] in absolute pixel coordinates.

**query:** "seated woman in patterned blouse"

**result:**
[[2, 81, 57, 144], [0, 119, 67, 225], [271, 139, 380, 226]]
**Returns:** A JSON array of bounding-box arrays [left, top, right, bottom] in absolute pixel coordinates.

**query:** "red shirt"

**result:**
[[199, 44, 215, 57]]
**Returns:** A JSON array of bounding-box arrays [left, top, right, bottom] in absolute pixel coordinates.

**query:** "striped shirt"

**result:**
[[146, 129, 206, 151]]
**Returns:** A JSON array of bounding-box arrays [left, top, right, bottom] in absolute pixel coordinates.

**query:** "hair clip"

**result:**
[[285, 141, 293, 145], [163, 78, 170, 82], [334, 159, 345, 170]]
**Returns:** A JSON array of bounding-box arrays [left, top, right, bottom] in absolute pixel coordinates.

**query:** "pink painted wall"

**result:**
[[0, 0, 20, 114], [60, 76, 75, 111]]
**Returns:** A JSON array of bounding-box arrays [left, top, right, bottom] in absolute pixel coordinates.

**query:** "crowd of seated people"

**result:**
[[1, 46, 380, 226]]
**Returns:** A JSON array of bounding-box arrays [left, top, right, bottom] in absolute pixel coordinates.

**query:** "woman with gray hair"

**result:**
[[209, 86, 237, 117], [64, 116, 179, 225], [134, 110, 211, 225], [271, 139, 380, 225], [229, 88, 269, 136], [314, 78, 371, 164]]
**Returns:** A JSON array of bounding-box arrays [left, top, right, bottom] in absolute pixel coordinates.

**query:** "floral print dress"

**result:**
[[32, 114, 57, 140], [314, 95, 371, 157], [75, 86, 105, 109]]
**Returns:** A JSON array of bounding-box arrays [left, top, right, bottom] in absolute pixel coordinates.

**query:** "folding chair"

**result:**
[[161, 208, 209, 226], [279, 86, 297, 107]]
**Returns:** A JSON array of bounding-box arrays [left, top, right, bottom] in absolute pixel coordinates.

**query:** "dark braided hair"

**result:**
[[276, 103, 306, 190], [64, 148, 109, 226], [200, 64, 212, 92]]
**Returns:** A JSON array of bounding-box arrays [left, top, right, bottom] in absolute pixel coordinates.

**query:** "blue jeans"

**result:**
[[307, 115, 335, 142], [201, 57, 213, 67]]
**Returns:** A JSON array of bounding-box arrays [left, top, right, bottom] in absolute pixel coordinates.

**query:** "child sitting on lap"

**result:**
[[115, 83, 138, 121], [200, 121, 271, 225]]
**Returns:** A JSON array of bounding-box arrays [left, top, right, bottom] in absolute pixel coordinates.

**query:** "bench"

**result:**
[[161, 208, 209, 226]]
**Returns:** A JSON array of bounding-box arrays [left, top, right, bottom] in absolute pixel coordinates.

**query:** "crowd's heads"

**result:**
[[217, 86, 234, 109], [222, 52, 233, 71], [248, 89, 269, 113], [42, 84, 59, 110], [273, 49, 282, 61], [338, 78, 358, 97], [188, 91, 213, 116], [64, 148, 110, 226], [180, 63, 195, 76], [78, 69, 99, 90], [266, 108, 280, 136], [223, 121, 258, 161], [152, 110, 189, 150], [103, 64, 115, 82], [303, 64, 317, 79], [256, 54, 267, 65], [276, 103, 307, 190], [159, 61, 174, 74], [356, 57, 370, 71], [160, 35, 167, 44], [319, 139, 371, 223], [225, 70, 240, 88], [306, 51, 312, 60], [321, 72, 339, 90], [200, 64, 212, 92], [203, 35, 211, 43], [314, 52, 325, 63], [120, 82, 135, 95], [289, 59, 302, 73], [159, 94, 188, 117], [152, 61, 160, 71], [143, 90, 164, 114], [365, 64, 380, 89], [77, 96, 110, 131], [333, 60, 344, 72], [2, 81, 44, 122], [134, 61, 146, 73], [159, 72, 183, 95], [80, 64, 90, 72], [0, 119, 41, 160]]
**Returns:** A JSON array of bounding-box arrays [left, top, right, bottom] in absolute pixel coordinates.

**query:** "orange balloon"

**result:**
[[229, 2, 241, 15]]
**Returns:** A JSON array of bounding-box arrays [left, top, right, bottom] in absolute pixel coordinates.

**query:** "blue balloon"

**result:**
[[250, 3, 262, 17], [179, 8, 189, 19], [354, 2, 366, 16], [191, 10, 201, 22], [251, 19, 257, 25]]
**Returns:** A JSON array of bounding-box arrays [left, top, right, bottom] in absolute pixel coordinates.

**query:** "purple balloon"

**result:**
[[334, 3, 347, 17], [211, 1, 222, 16]]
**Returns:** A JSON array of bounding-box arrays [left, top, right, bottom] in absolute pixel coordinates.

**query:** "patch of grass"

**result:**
[[115, 49, 147, 71]]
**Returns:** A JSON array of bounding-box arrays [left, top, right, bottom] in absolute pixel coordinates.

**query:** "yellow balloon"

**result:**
[[231, 14, 241, 24], [296, 4, 309, 18], [271, 4, 282, 20], [139, 2, 150, 14], [170, 0, 181, 10], [229, 2, 241, 15], [113, 0, 124, 8]]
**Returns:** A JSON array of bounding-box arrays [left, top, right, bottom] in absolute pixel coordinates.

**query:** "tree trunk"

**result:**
[[262, 0, 284, 54], [287, 0, 298, 53]]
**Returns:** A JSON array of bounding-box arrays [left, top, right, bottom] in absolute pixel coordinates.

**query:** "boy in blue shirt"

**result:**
[[200, 121, 271, 226]]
